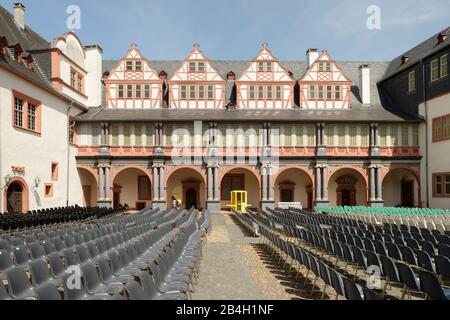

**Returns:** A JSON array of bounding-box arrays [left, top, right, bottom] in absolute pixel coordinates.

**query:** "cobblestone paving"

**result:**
[[192, 213, 299, 300]]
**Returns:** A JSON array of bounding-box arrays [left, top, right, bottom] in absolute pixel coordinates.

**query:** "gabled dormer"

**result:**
[[299, 50, 352, 109], [9, 43, 23, 63], [104, 43, 163, 109], [236, 43, 295, 109], [168, 43, 226, 109]]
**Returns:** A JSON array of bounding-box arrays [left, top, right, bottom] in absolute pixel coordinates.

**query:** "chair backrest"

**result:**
[[395, 262, 420, 291], [434, 255, 450, 279], [417, 250, 435, 272], [386, 242, 402, 260], [0, 249, 13, 272], [13, 245, 30, 265], [418, 270, 448, 300], [363, 288, 384, 300], [62, 272, 84, 300], [97, 256, 114, 282], [48, 253, 65, 277], [81, 262, 101, 294], [63, 248, 80, 267], [317, 260, 331, 286], [329, 268, 344, 296], [438, 244, 450, 259], [400, 246, 417, 266], [30, 259, 51, 286], [0, 239, 11, 253], [36, 282, 62, 300], [6, 266, 35, 299], [29, 242, 46, 260], [124, 280, 147, 300], [379, 255, 400, 282], [342, 277, 363, 300]]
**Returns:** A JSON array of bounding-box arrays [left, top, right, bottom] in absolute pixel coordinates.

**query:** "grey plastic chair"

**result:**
[[6, 266, 36, 300], [124, 280, 148, 300], [81, 261, 124, 296], [48, 253, 66, 279], [342, 277, 364, 300], [36, 282, 62, 300], [62, 272, 123, 301], [29, 242, 46, 260], [396, 262, 422, 300], [138, 271, 186, 300], [419, 270, 450, 300], [13, 245, 31, 267], [0, 240, 11, 253], [75, 245, 90, 263], [0, 278, 11, 300], [63, 248, 80, 267], [0, 249, 14, 273], [30, 259, 63, 287], [96, 256, 134, 285]]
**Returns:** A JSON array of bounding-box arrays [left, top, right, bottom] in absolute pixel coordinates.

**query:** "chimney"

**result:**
[[359, 64, 371, 105], [306, 49, 319, 68], [13, 3, 26, 31]]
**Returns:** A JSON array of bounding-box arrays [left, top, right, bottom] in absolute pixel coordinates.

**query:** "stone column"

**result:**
[[261, 167, 268, 201], [159, 166, 165, 201], [207, 166, 213, 201], [153, 166, 159, 201], [376, 167, 383, 201], [104, 165, 110, 201], [374, 124, 379, 147], [322, 166, 328, 201], [369, 166, 376, 201], [315, 166, 322, 202], [268, 167, 274, 201], [213, 167, 219, 201], [98, 166, 104, 200]]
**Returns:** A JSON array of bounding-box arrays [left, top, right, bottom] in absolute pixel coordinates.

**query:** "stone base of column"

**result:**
[[206, 201, 221, 214], [260, 201, 275, 211], [152, 201, 166, 211], [97, 200, 112, 208], [368, 200, 384, 207], [315, 200, 330, 206]]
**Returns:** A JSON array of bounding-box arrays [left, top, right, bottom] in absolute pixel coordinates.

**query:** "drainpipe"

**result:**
[[66, 102, 74, 207], [420, 58, 429, 208]]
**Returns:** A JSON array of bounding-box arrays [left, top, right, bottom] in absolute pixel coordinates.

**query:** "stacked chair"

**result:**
[[0, 207, 209, 300]]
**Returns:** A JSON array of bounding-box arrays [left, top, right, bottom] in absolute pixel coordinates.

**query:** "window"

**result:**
[[275, 86, 281, 100], [249, 86, 255, 100], [165, 124, 173, 147], [350, 126, 357, 146], [309, 85, 315, 99], [391, 126, 398, 146], [144, 85, 150, 98], [70, 69, 76, 88], [198, 86, 205, 99], [318, 62, 324, 72], [92, 125, 99, 146], [258, 86, 264, 100], [441, 54, 448, 77], [14, 97, 23, 127], [45, 184, 54, 198], [267, 86, 273, 100], [445, 117, 450, 140], [69, 69, 83, 93], [408, 71, 416, 92], [51, 163, 59, 181], [379, 125, 387, 147], [284, 126, 292, 147], [335, 86, 341, 101], [326, 85, 332, 100], [198, 62, 205, 72], [27, 104, 36, 131], [295, 126, 303, 147], [189, 86, 196, 100], [146, 124, 154, 146], [431, 59, 439, 81], [135, 61, 142, 71], [123, 125, 131, 146], [77, 74, 83, 92], [360, 126, 369, 146], [189, 62, 196, 72], [118, 85, 124, 98], [180, 85, 187, 100], [327, 125, 334, 146], [138, 176, 151, 200], [111, 125, 119, 146], [318, 86, 324, 99], [266, 62, 272, 72], [433, 173, 450, 197], [258, 62, 264, 72], [126, 61, 133, 71], [412, 126, 419, 146], [135, 125, 142, 146], [433, 115, 450, 142], [307, 125, 315, 146], [401, 125, 409, 146], [127, 85, 133, 98], [135, 84, 141, 98], [207, 85, 214, 100], [338, 125, 346, 146], [434, 118, 442, 142], [326, 62, 332, 72]]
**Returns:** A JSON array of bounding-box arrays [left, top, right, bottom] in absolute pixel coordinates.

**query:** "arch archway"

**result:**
[[113, 168, 152, 210], [166, 167, 206, 210], [274, 167, 314, 210], [4, 177, 29, 213], [382, 168, 421, 207], [220, 167, 260, 210], [77, 167, 98, 207], [328, 168, 368, 207]]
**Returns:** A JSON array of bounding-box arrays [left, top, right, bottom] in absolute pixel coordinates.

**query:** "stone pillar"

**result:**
[[376, 167, 383, 201], [268, 168, 274, 201], [261, 168, 268, 201], [213, 167, 219, 201], [98, 166, 104, 200], [153, 166, 159, 201], [374, 124, 379, 147], [315, 166, 322, 202], [207, 166, 213, 201], [104, 165, 110, 201], [159, 166, 165, 201], [206, 164, 220, 213], [369, 166, 376, 201], [322, 166, 328, 201]]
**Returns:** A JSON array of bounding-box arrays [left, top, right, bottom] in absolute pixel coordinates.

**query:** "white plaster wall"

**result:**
[[84, 47, 103, 107]]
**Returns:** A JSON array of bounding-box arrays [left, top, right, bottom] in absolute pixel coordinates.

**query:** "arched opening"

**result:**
[[383, 168, 420, 208], [166, 168, 206, 210], [4, 178, 29, 213], [113, 168, 151, 210], [220, 168, 260, 210], [274, 168, 314, 210], [329, 168, 367, 207], [77, 168, 98, 207]]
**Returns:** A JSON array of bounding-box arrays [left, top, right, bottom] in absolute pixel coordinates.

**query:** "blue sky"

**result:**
[[1, 0, 449, 61]]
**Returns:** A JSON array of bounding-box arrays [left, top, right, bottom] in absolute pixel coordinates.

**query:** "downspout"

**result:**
[[66, 101, 74, 207], [420, 58, 429, 208]]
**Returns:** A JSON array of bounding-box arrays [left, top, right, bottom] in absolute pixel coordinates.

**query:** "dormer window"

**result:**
[[126, 60, 133, 71], [188, 61, 206, 73], [318, 62, 332, 72], [135, 61, 142, 71], [0, 37, 8, 56], [70, 68, 84, 93], [257, 62, 272, 72], [26, 54, 33, 70]]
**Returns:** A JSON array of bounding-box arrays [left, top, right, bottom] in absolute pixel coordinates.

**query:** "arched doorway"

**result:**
[[113, 168, 152, 210], [274, 168, 314, 210], [220, 168, 260, 210], [77, 168, 98, 207], [4, 178, 29, 214], [166, 168, 206, 210], [383, 168, 420, 208], [328, 168, 367, 207]]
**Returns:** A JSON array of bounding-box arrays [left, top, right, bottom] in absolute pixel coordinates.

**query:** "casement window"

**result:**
[[307, 125, 315, 146], [126, 61, 133, 71], [164, 124, 174, 147], [431, 59, 439, 81], [275, 86, 282, 100], [327, 125, 335, 146], [70, 69, 76, 88], [135, 84, 141, 98], [309, 85, 315, 99], [188, 61, 205, 73], [433, 173, 450, 197], [401, 125, 409, 146], [198, 62, 205, 72], [318, 62, 324, 72], [335, 86, 341, 101], [207, 85, 214, 100], [257, 62, 272, 72], [267, 86, 273, 100], [77, 74, 83, 92], [325, 62, 332, 72], [258, 62, 264, 72], [189, 62, 196, 72], [350, 126, 357, 146], [391, 126, 398, 146], [360, 125, 369, 147], [138, 176, 151, 200], [127, 85, 133, 98], [295, 126, 304, 147], [408, 71, 416, 92], [69, 68, 84, 93], [135, 61, 142, 71], [189, 86, 196, 100], [144, 85, 150, 98], [13, 92, 41, 134], [118, 85, 124, 98], [379, 125, 387, 147], [266, 62, 273, 72], [180, 85, 187, 100], [146, 124, 154, 146], [284, 126, 293, 147], [412, 126, 419, 146], [445, 117, 450, 140], [92, 125, 99, 146], [326, 85, 332, 100], [441, 54, 448, 77], [135, 125, 142, 146], [123, 125, 131, 146], [318, 86, 324, 99], [51, 163, 59, 181], [433, 114, 450, 142], [337, 125, 346, 146], [198, 86, 205, 99], [434, 118, 443, 142], [111, 124, 120, 146], [249, 86, 255, 100], [258, 86, 264, 100]]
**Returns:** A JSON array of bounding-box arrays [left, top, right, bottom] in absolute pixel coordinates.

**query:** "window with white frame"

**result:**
[[408, 71, 416, 92]]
